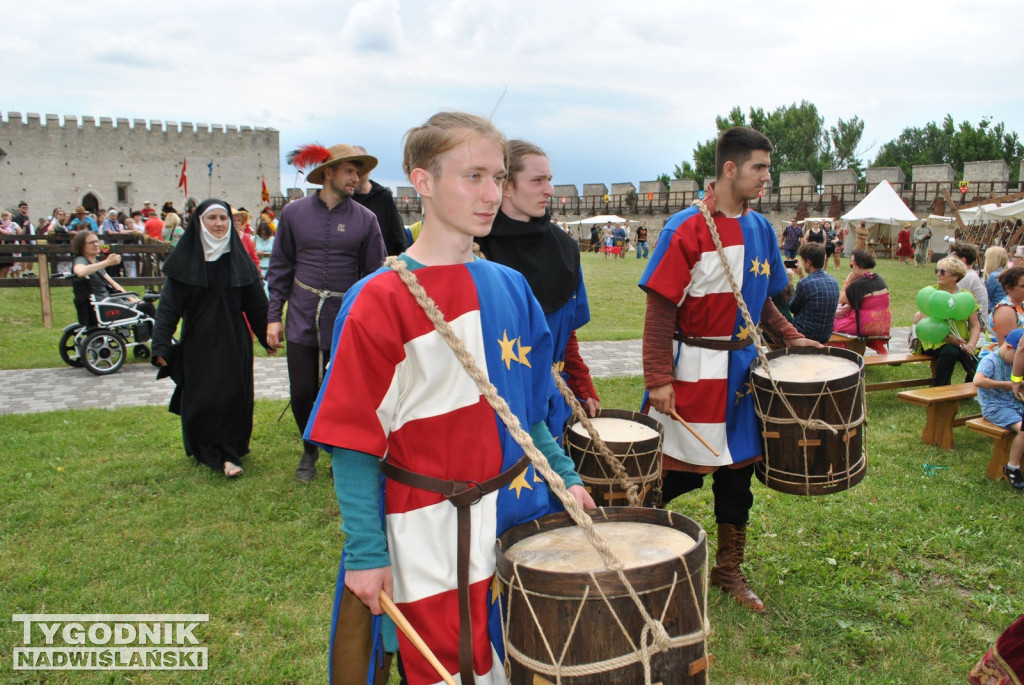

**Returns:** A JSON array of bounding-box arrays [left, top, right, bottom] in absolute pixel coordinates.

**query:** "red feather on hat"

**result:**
[[287, 144, 331, 171]]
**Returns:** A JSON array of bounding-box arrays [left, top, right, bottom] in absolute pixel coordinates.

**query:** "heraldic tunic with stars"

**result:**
[[639, 204, 788, 468], [306, 257, 560, 684]]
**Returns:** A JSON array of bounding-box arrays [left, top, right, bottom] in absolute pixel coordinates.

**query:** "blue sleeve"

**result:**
[[333, 447, 390, 570], [530, 421, 583, 489]]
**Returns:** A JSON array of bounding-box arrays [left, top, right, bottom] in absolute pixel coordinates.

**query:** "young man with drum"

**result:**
[[476, 139, 600, 432], [305, 112, 594, 685], [639, 127, 818, 613]]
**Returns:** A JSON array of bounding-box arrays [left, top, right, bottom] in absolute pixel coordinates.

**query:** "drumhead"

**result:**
[[504, 521, 696, 573], [568, 416, 661, 442], [751, 353, 860, 383]]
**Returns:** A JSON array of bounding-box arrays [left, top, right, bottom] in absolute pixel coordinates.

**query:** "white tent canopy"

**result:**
[[840, 181, 918, 257], [841, 180, 918, 225], [565, 214, 629, 226], [958, 198, 1024, 223]]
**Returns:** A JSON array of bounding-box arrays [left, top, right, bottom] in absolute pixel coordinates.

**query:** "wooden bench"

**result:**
[[827, 333, 889, 356], [863, 353, 937, 392], [965, 417, 1014, 480], [897, 383, 979, 449]]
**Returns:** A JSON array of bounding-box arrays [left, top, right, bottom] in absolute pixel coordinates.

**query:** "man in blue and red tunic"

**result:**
[[307, 112, 593, 685], [639, 127, 818, 613]]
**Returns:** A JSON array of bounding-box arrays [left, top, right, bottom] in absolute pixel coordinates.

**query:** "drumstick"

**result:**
[[669, 409, 720, 457], [378, 590, 457, 685]]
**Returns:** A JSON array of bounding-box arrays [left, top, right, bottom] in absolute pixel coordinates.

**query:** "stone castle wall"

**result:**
[[0, 112, 280, 219]]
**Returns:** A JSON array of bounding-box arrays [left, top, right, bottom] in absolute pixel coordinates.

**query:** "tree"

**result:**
[[656, 173, 671, 191], [829, 116, 865, 171], [873, 116, 1022, 181], [663, 101, 863, 186]]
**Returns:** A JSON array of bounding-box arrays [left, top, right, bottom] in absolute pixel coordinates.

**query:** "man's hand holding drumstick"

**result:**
[[345, 566, 393, 616]]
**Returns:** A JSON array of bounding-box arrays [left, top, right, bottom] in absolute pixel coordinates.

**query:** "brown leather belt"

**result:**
[[380, 454, 530, 683], [674, 333, 754, 351]]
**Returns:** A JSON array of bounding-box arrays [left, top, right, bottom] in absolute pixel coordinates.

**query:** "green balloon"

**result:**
[[916, 317, 949, 344], [950, 291, 976, 321], [916, 287, 934, 314], [926, 290, 956, 319]]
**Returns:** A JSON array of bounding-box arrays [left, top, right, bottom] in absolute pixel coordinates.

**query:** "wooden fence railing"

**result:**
[[0, 233, 172, 328]]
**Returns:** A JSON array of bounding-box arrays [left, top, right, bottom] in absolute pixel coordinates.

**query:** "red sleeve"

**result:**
[[562, 330, 598, 401], [242, 235, 260, 268], [643, 291, 677, 388]]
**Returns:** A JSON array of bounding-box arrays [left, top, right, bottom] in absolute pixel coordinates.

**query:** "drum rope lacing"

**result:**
[[550, 371, 654, 507], [692, 199, 837, 436], [500, 560, 709, 684], [385, 256, 698, 682], [751, 358, 867, 492]]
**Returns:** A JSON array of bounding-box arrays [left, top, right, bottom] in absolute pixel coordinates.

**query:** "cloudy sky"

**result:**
[[6, 0, 1023, 194]]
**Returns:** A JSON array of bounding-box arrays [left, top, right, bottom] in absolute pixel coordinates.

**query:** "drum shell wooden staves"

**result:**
[[495, 507, 708, 684], [750, 346, 867, 496], [564, 409, 664, 507]]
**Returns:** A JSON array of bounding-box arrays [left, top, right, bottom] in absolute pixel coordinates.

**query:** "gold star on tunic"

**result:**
[[490, 574, 504, 604], [508, 471, 533, 498], [737, 324, 751, 340], [498, 330, 517, 370], [734, 381, 753, 405], [749, 257, 761, 274], [516, 338, 532, 368], [760, 260, 771, 276]]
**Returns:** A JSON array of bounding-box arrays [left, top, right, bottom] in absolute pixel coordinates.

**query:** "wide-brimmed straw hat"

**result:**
[[307, 144, 378, 185]]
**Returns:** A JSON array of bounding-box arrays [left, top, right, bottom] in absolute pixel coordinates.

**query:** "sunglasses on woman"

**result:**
[[935, 268, 949, 275]]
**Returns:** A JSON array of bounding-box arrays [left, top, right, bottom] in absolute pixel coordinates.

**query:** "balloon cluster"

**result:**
[[915, 287, 975, 344]]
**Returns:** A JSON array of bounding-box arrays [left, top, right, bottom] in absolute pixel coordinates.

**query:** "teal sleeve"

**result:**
[[332, 447, 391, 570], [530, 421, 583, 489]]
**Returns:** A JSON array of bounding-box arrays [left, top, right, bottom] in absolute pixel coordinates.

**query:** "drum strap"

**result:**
[[380, 454, 531, 683], [673, 333, 753, 351]]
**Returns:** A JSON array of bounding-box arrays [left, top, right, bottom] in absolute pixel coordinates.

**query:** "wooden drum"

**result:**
[[750, 346, 867, 495], [496, 507, 709, 684], [565, 409, 663, 507]]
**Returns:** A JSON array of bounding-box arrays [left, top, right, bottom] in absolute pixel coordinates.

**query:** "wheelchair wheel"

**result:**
[[59, 326, 85, 367], [80, 329, 128, 376], [133, 344, 151, 360]]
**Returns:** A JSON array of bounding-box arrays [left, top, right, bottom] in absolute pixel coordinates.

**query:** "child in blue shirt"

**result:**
[[974, 327, 1024, 489]]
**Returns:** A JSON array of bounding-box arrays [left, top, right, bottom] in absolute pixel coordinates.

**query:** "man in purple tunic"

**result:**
[[266, 144, 386, 482]]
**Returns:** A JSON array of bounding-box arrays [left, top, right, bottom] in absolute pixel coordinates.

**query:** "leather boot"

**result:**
[[295, 442, 319, 483], [709, 523, 765, 613]]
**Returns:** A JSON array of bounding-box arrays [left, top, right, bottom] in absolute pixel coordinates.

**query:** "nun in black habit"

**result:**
[[152, 199, 273, 477]]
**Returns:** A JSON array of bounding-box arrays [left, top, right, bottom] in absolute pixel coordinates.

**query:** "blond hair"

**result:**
[[163, 212, 181, 229], [937, 256, 967, 281], [402, 111, 507, 179], [984, 245, 1008, 277]]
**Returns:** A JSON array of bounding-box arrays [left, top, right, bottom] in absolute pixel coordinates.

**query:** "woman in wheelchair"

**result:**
[[70, 230, 157, 321]]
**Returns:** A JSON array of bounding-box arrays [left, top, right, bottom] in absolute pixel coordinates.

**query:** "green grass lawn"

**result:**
[[0, 254, 1017, 684], [0, 374, 1019, 684]]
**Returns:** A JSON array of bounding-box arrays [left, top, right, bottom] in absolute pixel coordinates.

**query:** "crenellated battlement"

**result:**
[[1, 111, 277, 137], [1, 112, 281, 216]]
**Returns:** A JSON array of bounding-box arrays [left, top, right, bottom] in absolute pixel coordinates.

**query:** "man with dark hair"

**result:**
[[640, 126, 818, 613], [266, 144, 386, 482], [951, 241, 988, 324], [789, 243, 840, 344], [352, 146, 409, 257]]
